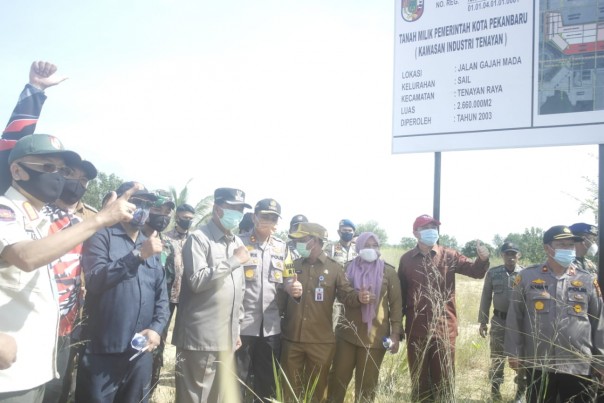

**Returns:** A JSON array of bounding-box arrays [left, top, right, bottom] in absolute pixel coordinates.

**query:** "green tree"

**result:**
[[81, 172, 123, 210], [438, 234, 458, 250], [355, 220, 388, 245], [494, 228, 544, 265], [400, 237, 417, 250]]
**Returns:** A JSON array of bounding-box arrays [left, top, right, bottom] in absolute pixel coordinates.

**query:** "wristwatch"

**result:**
[[132, 249, 144, 262]]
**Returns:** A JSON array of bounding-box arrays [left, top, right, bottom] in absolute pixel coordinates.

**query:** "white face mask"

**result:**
[[587, 243, 599, 257], [359, 248, 378, 262]]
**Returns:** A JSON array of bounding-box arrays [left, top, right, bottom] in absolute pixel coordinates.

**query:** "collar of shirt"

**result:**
[[207, 218, 235, 242], [108, 222, 147, 246], [411, 243, 440, 258]]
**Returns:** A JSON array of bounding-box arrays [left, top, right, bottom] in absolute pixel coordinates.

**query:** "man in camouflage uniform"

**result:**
[[141, 190, 175, 398], [478, 242, 525, 402], [236, 198, 287, 402], [570, 222, 598, 274], [505, 225, 604, 403], [325, 219, 358, 265]]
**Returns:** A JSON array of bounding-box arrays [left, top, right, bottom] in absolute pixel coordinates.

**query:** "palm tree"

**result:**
[[169, 179, 214, 229]]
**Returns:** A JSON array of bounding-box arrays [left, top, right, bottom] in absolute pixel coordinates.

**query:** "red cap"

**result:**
[[413, 214, 441, 231]]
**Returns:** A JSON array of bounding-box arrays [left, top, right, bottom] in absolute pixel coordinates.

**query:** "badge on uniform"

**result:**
[[0, 205, 16, 222], [315, 287, 324, 302], [245, 267, 256, 281], [534, 301, 544, 311]]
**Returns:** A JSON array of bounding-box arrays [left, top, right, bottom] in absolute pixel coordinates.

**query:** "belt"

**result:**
[[493, 309, 507, 320]]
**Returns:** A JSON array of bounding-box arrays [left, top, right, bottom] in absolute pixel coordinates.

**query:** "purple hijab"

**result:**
[[346, 232, 385, 336]]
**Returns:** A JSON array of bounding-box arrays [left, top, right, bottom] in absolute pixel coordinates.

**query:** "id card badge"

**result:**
[[315, 287, 324, 302]]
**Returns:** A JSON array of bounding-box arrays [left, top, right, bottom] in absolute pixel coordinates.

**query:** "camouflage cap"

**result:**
[[288, 222, 328, 241]]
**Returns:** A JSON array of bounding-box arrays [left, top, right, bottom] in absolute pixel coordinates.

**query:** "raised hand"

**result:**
[[287, 273, 303, 298], [29, 61, 68, 91], [96, 183, 141, 227], [140, 231, 163, 260], [475, 240, 490, 261], [234, 246, 250, 265]]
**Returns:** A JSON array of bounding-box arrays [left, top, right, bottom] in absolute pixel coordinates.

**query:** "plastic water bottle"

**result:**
[[382, 337, 393, 350], [131, 333, 148, 350]]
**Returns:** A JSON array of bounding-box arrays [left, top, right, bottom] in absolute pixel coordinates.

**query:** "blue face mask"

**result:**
[[220, 208, 244, 231], [131, 207, 150, 229], [553, 248, 576, 267], [340, 232, 354, 242], [419, 228, 439, 246], [296, 241, 311, 258]]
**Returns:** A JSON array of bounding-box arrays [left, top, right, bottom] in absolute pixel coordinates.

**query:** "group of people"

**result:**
[[0, 60, 602, 403]]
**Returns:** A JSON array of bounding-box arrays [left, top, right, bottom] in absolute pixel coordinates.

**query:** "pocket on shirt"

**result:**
[[567, 292, 588, 318], [530, 292, 551, 314], [269, 258, 284, 284]]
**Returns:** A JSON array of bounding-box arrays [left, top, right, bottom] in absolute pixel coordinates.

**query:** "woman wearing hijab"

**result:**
[[328, 232, 403, 402]]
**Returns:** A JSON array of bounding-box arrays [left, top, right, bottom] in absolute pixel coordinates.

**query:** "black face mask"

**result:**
[[59, 179, 87, 205], [16, 164, 66, 204], [148, 213, 171, 232], [176, 217, 192, 231]]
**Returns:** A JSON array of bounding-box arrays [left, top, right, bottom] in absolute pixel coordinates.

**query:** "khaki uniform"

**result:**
[[280, 252, 359, 402], [0, 187, 59, 394], [478, 264, 525, 393], [330, 263, 402, 403], [324, 241, 357, 266], [505, 263, 604, 397]]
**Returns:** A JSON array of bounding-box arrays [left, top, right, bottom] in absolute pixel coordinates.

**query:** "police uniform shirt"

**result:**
[[0, 187, 59, 392], [478, 264, 523, 324], [239, 232, 286, 337], [504, 263, 604, 375]]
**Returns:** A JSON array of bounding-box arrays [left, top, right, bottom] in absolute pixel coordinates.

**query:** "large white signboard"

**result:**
[[392, 0, 604, 153]]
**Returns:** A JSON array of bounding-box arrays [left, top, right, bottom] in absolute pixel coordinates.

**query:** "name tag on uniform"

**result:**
[[315, 287, 324, 302]]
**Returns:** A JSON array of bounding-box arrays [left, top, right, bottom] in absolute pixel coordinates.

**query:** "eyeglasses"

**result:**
[[18, 161, 74, 177]]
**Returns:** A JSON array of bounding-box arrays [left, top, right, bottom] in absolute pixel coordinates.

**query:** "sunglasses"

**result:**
[[18, 161, 74, 177]]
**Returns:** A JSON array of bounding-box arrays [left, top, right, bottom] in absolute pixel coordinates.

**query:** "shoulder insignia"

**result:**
[[22, 201, 38, 221], [532, 278, 545, 285], [541, 266, 548, 273], [534, 301, 544, 311], [571, 280, 583, 287], [513, 275, 522, 286], [0, 204, 16, 222], [568, 266, 576, 276]]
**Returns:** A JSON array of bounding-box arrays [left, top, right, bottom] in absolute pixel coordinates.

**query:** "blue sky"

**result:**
[[0, 1, 599, 246]]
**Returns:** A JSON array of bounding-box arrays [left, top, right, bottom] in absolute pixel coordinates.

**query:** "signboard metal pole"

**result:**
[[433, 152, 441, 223]]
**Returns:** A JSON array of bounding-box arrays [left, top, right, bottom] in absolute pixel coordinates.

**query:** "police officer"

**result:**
[[505, 225, 604, 403], [570, 222, 598, 274], [325, 219, 358, 266], [236, 198, 287, 402], [478, 242, 525, 402]]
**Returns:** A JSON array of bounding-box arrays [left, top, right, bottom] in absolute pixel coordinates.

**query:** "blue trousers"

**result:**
[[75, 347, 152, 403]]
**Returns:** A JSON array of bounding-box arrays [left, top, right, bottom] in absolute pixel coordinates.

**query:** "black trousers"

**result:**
[[526, 369, 593, 403], [235, 334, 281, 403]]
